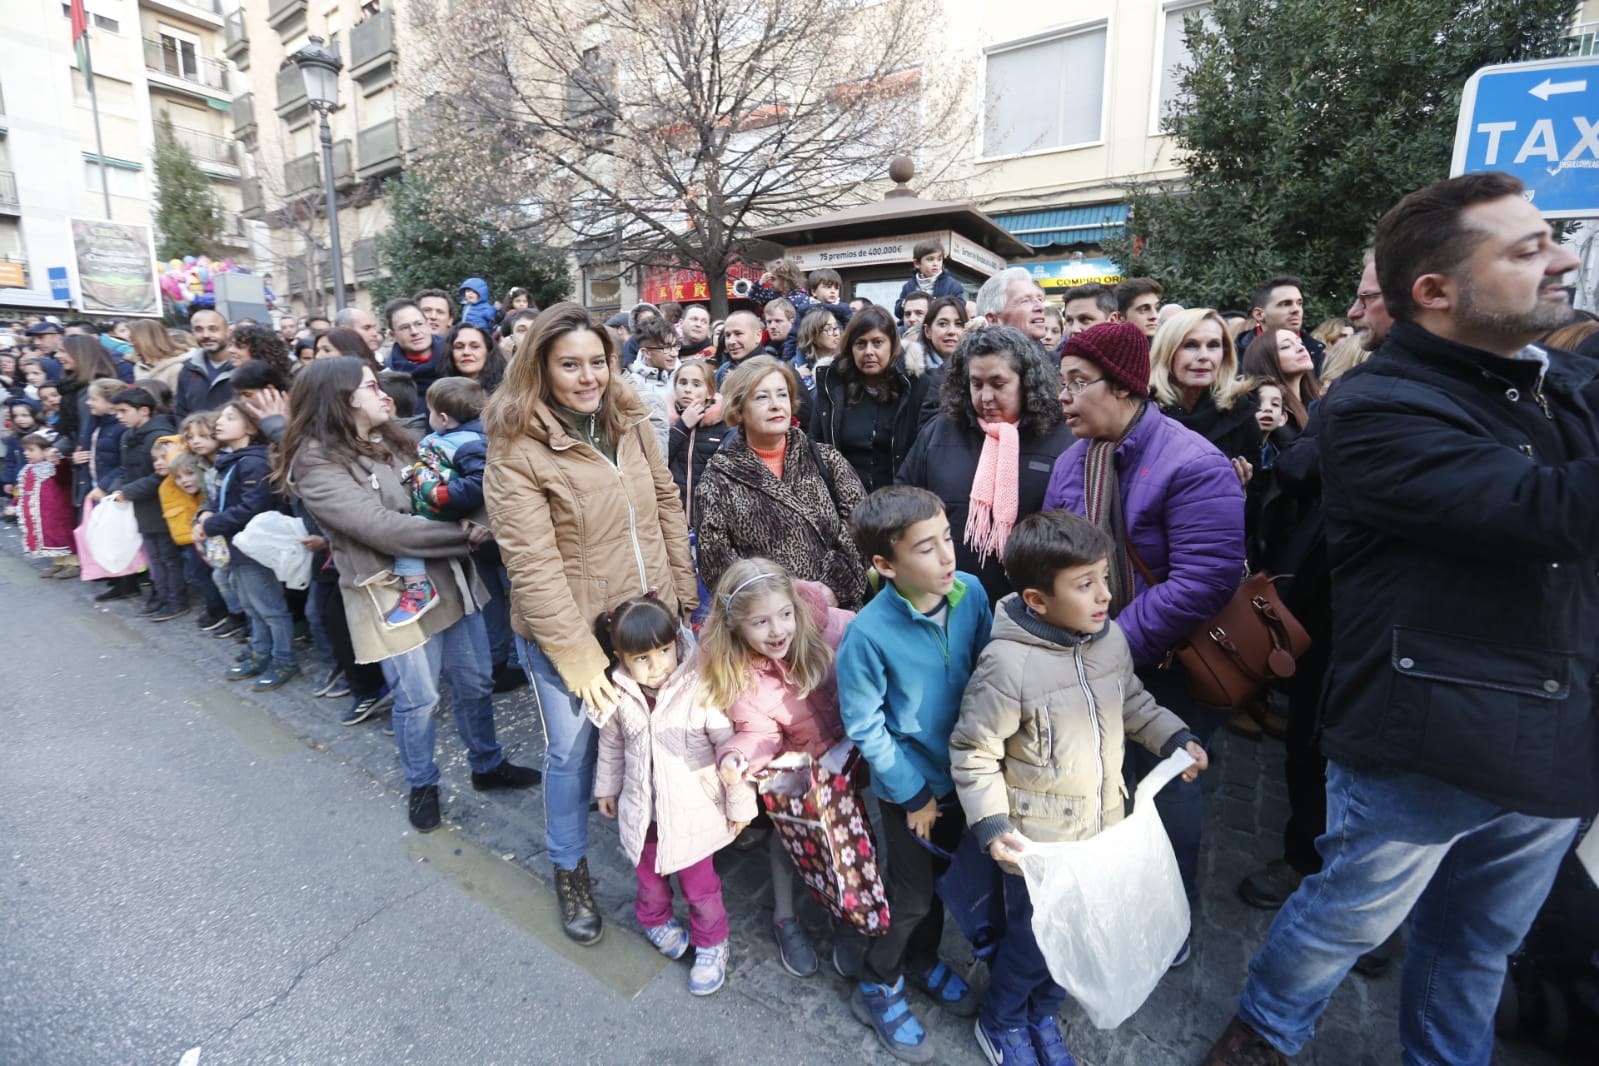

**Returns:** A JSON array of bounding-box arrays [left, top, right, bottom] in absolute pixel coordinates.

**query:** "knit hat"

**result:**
[[1061, 321, 1150, 398]]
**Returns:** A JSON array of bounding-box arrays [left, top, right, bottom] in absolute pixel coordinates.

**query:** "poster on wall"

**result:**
[[68, 218, 162, 315]]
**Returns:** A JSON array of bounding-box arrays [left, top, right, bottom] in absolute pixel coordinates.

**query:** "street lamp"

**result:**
[[292, 36, 345, 310]]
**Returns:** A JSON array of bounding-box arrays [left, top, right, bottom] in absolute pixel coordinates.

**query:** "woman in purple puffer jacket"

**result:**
[[1042, 321, 1244, 908]]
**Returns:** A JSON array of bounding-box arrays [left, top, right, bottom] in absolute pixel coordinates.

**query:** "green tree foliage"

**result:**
[[151, 112, 226, 262], [1104, 0, 1578, 320], [371, 170, 570, 311]]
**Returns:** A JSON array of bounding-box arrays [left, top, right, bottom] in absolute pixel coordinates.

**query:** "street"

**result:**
[[0, 544, 1573, 1066]]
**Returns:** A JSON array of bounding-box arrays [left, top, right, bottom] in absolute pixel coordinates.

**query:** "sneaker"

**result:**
[[408, 785, 441, 832], [772, 917, 818, 978], [1171, 938, 1191, 968], [470, 760, 542, 790], [94, 578, 140, 602], [383, 582, 438, 628], [211, 613, 248, 639], [976, 1018, 1042, 1066], [225, 655, 269, 681], [732, 823, 769, 851], [689, 942, 728, 996], [643, 918, 689, 960], [312, 666, 345, 698], [138, 597, 163, 616], [251, 662, 301, 692], [915, 960, 979, 1017], [54, 561, 81, 580], [1028, 1017, 1077, 1066], [341, 693, 384, 726], [850, 979, 932, 1063], [832, 926, 868, 979], [1237, 859, 1304, 911], [323, 675, 352, 699], [149, 603, 192, 623], [197, 606, 230, 631]]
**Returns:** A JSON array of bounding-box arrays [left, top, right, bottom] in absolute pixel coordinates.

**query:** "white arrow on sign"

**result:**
[[1529, 77, 1587, 100]]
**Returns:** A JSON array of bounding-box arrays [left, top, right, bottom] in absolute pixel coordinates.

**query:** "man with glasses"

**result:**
[[383, 298, 448, 415], [624, 316, 679, 453], [976, 267, 1049, 343]]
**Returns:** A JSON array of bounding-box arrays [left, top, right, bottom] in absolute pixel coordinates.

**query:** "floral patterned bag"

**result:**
[[759, 754, 891, 935]]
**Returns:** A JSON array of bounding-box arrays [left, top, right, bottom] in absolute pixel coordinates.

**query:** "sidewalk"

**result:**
[[27, 542, 1573, 1066]]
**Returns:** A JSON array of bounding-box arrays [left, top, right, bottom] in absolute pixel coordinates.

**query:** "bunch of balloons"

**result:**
[[159, 255, 274, 311]]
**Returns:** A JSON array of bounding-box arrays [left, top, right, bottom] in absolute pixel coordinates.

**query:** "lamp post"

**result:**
[[292, 36, 345, 310]]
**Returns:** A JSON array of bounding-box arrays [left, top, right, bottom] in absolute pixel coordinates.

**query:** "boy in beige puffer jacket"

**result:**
[[950, 510, 1209, 1066]]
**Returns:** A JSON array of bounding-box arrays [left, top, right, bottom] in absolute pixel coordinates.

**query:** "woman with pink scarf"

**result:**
[[895, 325, 1074, 603]]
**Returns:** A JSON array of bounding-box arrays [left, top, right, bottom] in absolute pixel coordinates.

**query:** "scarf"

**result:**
[[1081, 401, 1148, 614], [965, 419, 1019, 567]]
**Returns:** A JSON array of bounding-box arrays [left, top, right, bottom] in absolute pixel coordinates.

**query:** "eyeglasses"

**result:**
[[822, 325, 842, 335], [1061, 376, 1105, 396], [1354, 291, 1383, 309], [355, 379, 384, 397]]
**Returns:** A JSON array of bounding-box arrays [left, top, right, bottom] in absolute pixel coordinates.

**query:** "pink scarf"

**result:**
[[965, 419, 1020, 566]]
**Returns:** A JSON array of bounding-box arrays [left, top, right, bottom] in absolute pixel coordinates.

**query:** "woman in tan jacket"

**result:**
[[484, 303, 697, 946]]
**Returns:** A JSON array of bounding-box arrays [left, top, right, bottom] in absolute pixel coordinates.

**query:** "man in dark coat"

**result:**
[[383, 298, 448, 415], [1236, 274, 1328, 372], [172, 309, 235, 418], [1203, 172, 1596, 1066]]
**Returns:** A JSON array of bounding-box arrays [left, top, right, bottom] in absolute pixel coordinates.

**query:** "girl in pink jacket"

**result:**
[[699, 558, 860, 981], [590, 596, 750, 996]]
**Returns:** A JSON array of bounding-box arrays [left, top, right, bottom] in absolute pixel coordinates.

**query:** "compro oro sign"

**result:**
[[786, 230, 1006, 277], [1452, 55, 1599, 219], [68, 218, 162, 315]]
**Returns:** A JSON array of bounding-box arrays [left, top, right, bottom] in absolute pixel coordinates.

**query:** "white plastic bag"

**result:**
[[84, 497, 143, 573], [1579, 821, 1598, 889], [232, 512, 313, 590], [1017, 749, 1195, 1029]]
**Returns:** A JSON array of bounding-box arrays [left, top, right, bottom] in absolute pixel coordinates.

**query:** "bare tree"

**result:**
[[407, 0, 970, 316]]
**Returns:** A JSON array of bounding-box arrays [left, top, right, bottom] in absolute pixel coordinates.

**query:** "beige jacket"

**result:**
[[484, 391, 697, 691], [291, 440, 479, 664], [590, 641, 757, 874], [951, 597, 1191, 852]]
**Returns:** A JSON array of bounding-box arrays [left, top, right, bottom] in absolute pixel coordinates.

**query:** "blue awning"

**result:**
[[992, 204, 1129, 248]]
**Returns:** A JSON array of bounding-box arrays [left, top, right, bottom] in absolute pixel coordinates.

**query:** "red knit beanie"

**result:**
[[1060, 321, 1151, 398]]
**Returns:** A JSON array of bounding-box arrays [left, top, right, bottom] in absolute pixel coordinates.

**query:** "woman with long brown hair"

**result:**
[[483, 302, 697, 946], [129, 318, 187, 389]]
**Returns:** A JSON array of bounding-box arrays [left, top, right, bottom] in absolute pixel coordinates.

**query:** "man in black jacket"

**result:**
[[107, 387, 183, 620], [1204, 172, 1593, 1066], [172, 309, 234, 419]]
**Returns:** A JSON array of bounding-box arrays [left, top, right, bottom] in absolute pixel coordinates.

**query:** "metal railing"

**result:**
[[0, 170, 18, 212], [276, 63, 308, 115], [142, 37, 229, 93], [172, 126, 238, 166], [350, 9, 394, 75], [357, 118, 402, 179], [224, 9, 248, 52], [233, 92, 256, 133], [241, 177, 264, 216]]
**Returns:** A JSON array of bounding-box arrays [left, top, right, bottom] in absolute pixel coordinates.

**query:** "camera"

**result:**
[[731, 278, 753, 298]]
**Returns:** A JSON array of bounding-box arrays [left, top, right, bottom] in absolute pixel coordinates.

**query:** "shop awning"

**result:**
[[993, 204, 1129, 248]]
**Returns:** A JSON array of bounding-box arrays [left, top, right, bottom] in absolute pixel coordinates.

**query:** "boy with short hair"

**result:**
[[895, 240, 964, 324], [837, 486, 994, 1063], [951, 510, 1208, 1066], [108, 387, 183, 620], [808, 268, 844, 307]]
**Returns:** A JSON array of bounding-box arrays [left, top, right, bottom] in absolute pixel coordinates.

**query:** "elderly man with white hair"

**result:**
[[976, 267, 1049, 342]]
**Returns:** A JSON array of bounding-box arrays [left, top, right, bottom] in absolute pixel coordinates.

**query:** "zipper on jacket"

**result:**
[[1074, 645, 1106, 834]]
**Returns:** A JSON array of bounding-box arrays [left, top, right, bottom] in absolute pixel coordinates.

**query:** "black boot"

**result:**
[[554, 859, 603, 946], [94, 576, 141, 602]]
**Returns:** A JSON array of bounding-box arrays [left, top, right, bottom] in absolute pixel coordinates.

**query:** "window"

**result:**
[[983, 24, 1107, 158], [159, 27, 201, 80], [1155, 2, 1213, 129], [582, 262, 622, 309], [60, 4, 119, 32], [84, 160, 144, 198]]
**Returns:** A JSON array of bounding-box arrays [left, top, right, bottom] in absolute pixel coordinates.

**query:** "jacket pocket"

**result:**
[[1391, 627, 1570, 700], [1009, 787, 1092, 841]]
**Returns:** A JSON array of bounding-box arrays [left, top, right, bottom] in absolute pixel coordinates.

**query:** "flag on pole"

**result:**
[[70, 0, 92, 76]]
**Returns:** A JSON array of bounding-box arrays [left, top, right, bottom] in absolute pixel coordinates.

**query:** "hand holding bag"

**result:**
[[75, 497, 147, 580], [1128, 545, 1310, 709]]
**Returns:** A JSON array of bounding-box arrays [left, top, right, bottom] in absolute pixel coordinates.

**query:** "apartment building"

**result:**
[[226, 0, 408, 315], [0, 0, 250, 316]]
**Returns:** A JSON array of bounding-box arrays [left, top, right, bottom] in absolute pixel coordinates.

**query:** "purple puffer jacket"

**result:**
[[1043, 406, 1246, 667]]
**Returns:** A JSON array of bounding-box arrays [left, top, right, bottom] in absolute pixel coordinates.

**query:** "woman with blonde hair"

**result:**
[[130, 319, 188, 390], [1150, 307, 1260, 484]]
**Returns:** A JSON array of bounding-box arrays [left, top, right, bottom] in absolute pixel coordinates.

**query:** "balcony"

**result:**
[[285, 141, 355, 196], [0, 170, 18, 215], [241, 177, 264, 218], [353, 238, 379, 280], [350, 10, 395, 85], [268, 0, 308, 37], [357, 118, 403, 181], [233, 92, 256, 137], [143, 37, 229, 97], [286, 255, 309, 297], [1564, 21, 1599, 57], [224, 10, 249, 66], [172, 126, 238, 170], [276, 63, 308, 123]]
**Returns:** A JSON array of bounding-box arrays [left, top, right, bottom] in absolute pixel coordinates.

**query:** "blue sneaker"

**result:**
[[1171, 937, 1191, 968], [915, 959, 979, 1017], [976, 1018, 1041, 1066], [689, 941, 727, 996], [851, 978, 932, 1063], [1028, 1016, 1078, 1066], [643, 918, 689, 960], [383, 582, 438, 628]]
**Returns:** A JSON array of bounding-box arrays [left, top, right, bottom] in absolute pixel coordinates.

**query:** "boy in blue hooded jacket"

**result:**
[[458, 278, 498, 331]]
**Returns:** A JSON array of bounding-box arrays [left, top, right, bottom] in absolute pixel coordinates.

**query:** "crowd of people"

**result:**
[[3, 172, 1597, 1066]]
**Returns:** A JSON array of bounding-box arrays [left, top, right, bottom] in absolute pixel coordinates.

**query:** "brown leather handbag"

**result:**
[[1127, 547, 1311, 709]]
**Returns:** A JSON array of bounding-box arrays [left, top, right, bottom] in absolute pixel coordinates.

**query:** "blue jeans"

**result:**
[[517, 635, 597, 872], [305, 580, 337, 663], [380, 610, 503, 789], [1238, 761, 1579, 1063], [181, 547, 226, 615], [393, 556, 425, 578], [981, 872, 1066, 1030], [229, 553, 297, 667], [473, 555, 518, 670], [213, 563, 241, 614]]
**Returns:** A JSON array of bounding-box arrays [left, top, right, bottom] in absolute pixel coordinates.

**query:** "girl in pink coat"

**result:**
[[699, 558, 860, 980]]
